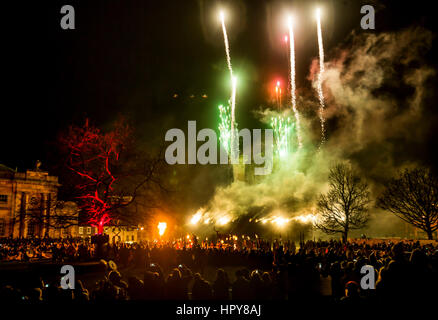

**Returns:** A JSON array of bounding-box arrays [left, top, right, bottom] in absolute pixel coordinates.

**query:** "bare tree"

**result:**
[[58, 117, 167, 234], [17, 199, 79, 238], [377, 167, 438, 240], [315, 164, 371, 242]]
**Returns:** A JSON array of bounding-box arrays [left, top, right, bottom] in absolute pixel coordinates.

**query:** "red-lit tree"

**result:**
[[60, 117, 164, 234]]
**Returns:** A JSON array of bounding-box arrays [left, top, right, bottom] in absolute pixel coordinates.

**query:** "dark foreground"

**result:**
[[1, 239, 437, 309]]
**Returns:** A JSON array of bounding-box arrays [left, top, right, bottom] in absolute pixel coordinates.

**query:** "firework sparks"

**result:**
[[271, 115, 293, 158], [287, 16, 302, 149], [190, 211, 202, 225], [293, 214, 318, 224], [316, 8, 326, 147], [218, 104, 231, 154], [157, 222, 167, 236], [272, 216, 290, 227], [217, 216, 231, 226], [219, 11, 238, 162], [275, 80, 283, 109]]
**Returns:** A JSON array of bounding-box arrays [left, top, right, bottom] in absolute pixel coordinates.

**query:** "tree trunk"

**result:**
[[426, 228, 434, 240], [342, 231, 348, 243]]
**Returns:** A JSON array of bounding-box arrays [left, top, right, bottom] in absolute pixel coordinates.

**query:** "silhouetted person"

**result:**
[[213, 269, 230, 300]]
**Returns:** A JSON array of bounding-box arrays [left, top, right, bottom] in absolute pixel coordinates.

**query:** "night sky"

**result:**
[[3, 0, 436, 169]]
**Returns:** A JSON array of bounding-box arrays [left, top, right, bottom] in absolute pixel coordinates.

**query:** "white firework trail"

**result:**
[[230, 76, 238, 162], [220, 11, 233, 77], [316, 8, 326, 147], [220, 11, 238, 162], [287, 16, 302, 149]]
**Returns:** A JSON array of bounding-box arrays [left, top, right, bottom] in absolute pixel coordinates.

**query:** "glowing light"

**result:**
[[284, 35, 288, 43], [219, 10, 233, 77], [287, 15, 302, 149], [294, 214, 318, 224], [316, 7, 326, 147], [217, 216, 231, 226], [272, 216, 290, 227], [157, 222, 167, 236], [140, 227, 144, 231], [190, 211, 202, 225], [316, 8, 321, 20], [219, 10, 225, 21]]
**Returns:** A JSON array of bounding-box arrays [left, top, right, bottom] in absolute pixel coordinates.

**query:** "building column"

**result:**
[[18, 192, 28, 238], [38, 193, 46, 237], [42, 193, 52, 237], [9, 181, 17, 237]]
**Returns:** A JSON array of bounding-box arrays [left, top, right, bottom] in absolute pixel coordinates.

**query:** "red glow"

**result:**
[[62, 118, 131, 234]]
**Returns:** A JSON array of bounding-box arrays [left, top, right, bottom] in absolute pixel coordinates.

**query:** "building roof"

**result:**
[[0, 164, 15, 172]]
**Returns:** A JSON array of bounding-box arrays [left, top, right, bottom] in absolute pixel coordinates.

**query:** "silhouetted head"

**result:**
[[345, 281, 359, 298]]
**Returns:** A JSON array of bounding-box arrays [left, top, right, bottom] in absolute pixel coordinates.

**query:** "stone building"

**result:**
[[0, 163, 66, 238]]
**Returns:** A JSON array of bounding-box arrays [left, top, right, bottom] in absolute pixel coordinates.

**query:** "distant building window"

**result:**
[[0, 218, 5, 236], [126, 235, 129, 241], [79, 227, 84, 234], [0, 195, 7, 203], [87, 227, 91, 234], [132, 235, 134, 241]]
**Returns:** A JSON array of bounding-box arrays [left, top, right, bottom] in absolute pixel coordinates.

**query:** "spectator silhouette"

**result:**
[[212, 269, 230, 300]]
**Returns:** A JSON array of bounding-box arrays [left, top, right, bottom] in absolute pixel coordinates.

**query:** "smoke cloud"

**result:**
[[199, 26, 436, 238]]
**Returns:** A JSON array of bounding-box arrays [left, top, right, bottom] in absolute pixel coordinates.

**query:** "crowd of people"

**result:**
[[0, 237, 437, 303]]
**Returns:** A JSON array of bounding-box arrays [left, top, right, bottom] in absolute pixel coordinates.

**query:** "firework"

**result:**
[[157, 222, 167, 236], [190, 212, 202, 225], [230, 76, 238, 162], [287, 16, 302, 149], [272, 216, 290, 227], [219, 11, 233, 77], [316, 8, 326, 146], [275, 80, 282, 109], [219, 11, 238, 162], [218, 104, 232, 154], [293, 213, 318, 224], [271, 115, 293, 158], [217, 216, 231, 226]]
